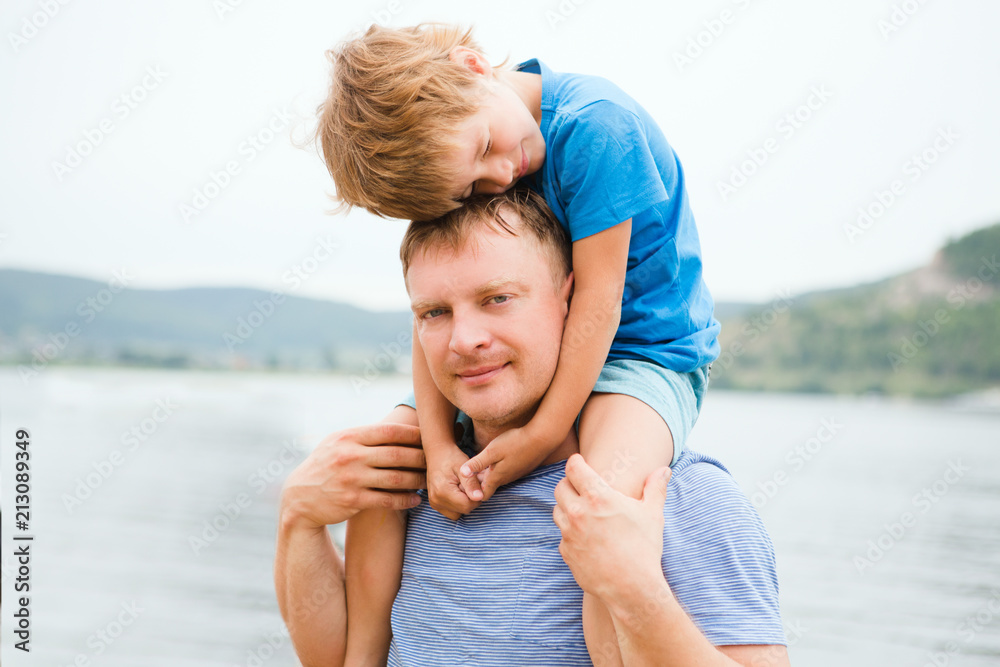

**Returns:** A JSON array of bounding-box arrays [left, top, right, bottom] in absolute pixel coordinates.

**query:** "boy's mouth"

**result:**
[[516, 147, 528, 181]]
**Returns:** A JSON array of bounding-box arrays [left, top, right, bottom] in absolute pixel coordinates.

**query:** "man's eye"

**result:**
[[422, 308, 445, 319], [487, 295, 509, 305]]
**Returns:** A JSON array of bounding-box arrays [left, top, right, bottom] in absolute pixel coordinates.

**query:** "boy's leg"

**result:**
[[578, 392, 674, 498], [577, 392, 674, 667], [344, 507, 407, 667]]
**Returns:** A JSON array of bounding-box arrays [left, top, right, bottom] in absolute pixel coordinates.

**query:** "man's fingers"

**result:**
[[643, 467, 671, 508], [355, 489, 422, 511], [552, 504, 568, 532], [366, 468, 426, 491], [553, 477, 580, 508], [365, 444, 426, 470], [563, 453, 608, 499], [352, 423, 422, 447]]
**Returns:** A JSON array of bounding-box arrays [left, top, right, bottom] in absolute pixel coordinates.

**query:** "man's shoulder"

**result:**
[[662, 450, 786, 646], [669, 449, 738, 496], [665, 450, 773, 545]]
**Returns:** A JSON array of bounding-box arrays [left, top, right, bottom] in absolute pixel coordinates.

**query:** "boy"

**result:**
[[318, 23, 719, 665]]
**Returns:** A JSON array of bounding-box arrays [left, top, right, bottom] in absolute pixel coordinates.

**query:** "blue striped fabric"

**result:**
[[388, 448, 786, 666]]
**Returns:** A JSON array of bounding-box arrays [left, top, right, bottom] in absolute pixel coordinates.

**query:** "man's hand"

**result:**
[[280, 423, 426, 530], [553, 454, 670, 602], [425, 443, 482, 520], [458, 425, 559, 502]]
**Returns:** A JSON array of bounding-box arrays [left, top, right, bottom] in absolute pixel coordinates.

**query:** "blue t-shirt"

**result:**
[[388, 445, 786, 665], [517, 59, 720, 373]]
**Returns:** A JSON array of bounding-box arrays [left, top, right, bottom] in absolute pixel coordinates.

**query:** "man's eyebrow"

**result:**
[[474, 278, 530, 296], [410, 298, 446, 313], [411, 279, 530, 312]]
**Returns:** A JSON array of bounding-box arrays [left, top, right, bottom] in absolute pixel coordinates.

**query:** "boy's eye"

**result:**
[[483, 137, 492, 157]]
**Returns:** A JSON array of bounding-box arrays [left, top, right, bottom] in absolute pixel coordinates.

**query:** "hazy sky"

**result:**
[[1, 0, 997, 310]]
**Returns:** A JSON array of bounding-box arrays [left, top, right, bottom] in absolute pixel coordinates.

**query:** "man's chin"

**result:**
[[449, 384, 520, 425]]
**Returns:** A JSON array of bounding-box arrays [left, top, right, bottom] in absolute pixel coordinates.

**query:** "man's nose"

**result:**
[[449, 312, 491, 356]]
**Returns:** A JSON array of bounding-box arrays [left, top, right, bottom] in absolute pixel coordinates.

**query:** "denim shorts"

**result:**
[[399, 359, 711, 468], [590, 358, 710, 467]]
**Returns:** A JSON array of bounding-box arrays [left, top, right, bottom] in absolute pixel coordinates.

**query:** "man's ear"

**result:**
[[449, 46, 492, 77], [560, 271, 574, 315]]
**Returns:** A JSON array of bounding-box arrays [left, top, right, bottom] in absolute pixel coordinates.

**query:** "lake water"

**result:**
[[1, 367, 998, 666]]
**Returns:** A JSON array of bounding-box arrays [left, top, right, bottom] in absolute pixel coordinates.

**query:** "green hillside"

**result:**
[[0, 269, 413, 372], [2, 222, 997, 397], [709, 222, 1000, 397]]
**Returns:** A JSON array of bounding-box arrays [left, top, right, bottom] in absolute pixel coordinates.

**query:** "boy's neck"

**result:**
[[496, 70, 543, 126]]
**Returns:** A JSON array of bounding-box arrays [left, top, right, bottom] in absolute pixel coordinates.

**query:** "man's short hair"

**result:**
[[400, 189, 572, 288], [317, 23, 502, 222]]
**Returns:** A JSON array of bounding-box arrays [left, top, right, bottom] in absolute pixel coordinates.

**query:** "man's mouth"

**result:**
[[457, 363, 509, 386]]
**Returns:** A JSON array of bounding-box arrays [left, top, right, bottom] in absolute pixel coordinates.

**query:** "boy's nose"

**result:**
[[487, 157, 515, 188]]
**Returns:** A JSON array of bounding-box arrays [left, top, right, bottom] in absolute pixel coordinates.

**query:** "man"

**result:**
[[274, 190, 789, 666]]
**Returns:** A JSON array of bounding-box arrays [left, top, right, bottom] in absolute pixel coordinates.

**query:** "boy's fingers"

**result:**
[[430, 483, 480, 519], [459, 470, 485, 501], [460, 445, 500, 478], [437, 506, 461, 521], [478, 467, 499, 502]]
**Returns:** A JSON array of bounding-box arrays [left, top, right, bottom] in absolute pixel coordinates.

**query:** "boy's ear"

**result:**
[[449, 46, 492, 77]]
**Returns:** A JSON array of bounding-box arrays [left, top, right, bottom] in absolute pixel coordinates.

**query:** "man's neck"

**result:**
[[469, 418, 579, 468]]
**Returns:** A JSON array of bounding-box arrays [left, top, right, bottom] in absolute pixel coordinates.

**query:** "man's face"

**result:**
[[407, 215, 571, 429], [442, 82, 546, 201]]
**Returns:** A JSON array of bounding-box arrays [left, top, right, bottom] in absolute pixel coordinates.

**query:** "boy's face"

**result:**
[[444, 80, 546, 201]]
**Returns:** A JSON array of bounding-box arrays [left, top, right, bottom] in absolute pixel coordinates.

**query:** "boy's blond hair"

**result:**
[[318, 23, 502, 222], [400, 189, 572, 289]]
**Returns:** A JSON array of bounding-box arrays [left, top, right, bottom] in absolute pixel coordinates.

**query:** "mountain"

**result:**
[[0, 269, 413, 372], [708, 222, 1000, 397], [2, 221, 997, 397]]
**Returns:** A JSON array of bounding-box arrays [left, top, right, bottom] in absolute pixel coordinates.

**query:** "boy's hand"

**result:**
[[425, 443, 482, 520], [459, 426, 558, 502]]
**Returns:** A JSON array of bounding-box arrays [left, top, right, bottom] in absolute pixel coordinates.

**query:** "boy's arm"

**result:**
[[344, 510, 407, 666], [461, 219, 631, 498], [343, 406, 418, 666], [412, 322, 481, 518]]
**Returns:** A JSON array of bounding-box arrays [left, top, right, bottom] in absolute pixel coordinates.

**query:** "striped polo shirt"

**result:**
[[388, 446, 785, 666]]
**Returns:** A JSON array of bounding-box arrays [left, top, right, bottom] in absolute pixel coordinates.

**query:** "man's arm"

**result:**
[[274, 409, 425, 667], [603, 576, 789, 666], [553, 454, 790, 667], [275, 509, 349, 667]]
